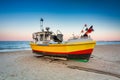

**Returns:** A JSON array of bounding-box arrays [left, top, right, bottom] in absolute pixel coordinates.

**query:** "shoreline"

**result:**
[[0, 45, 120, 80], [0, 44, 120, 53]]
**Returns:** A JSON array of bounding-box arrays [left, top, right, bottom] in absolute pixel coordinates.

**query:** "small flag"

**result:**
[[84, 24, 87, 27], [85, 26, 94, 34], [40, 18, 44, 21]]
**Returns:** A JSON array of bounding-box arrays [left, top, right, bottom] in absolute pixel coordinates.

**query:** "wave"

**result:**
[[0, 47, 30, 50], [0, 41, 31, 52], [96, 41, 120, 45]]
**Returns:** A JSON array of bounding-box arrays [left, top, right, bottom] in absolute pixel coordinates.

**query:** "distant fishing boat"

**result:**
[[30, 18, 96, 60]]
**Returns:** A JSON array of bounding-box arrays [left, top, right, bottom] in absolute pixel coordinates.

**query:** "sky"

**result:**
[[0, 0, 120, 41]]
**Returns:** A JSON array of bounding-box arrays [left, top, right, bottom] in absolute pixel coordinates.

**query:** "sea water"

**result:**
[[96, 41, 120, 45], [0, 41, 120, 52], [0, 41, 30, 52]]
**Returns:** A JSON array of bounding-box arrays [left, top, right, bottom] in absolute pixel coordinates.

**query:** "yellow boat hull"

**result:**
[[30, 41, 96, 59]]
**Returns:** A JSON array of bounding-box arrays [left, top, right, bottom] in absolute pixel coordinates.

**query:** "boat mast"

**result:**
[[40, 18, 44, 32]]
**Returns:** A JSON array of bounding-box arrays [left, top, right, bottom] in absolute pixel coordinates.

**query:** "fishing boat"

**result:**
[[30, 18, 96, 60]]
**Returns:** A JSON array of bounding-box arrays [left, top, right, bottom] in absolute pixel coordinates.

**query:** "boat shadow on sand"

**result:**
[[34, 55, 120, 79]]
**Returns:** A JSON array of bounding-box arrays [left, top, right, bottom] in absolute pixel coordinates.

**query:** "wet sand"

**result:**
[[0, 45, 120, 80]]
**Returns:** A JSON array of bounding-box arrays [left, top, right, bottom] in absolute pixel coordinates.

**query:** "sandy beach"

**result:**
[[0, 45, 120, 80]]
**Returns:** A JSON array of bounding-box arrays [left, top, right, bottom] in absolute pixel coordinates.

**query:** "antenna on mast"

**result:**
[[40, 18, 44, 32]]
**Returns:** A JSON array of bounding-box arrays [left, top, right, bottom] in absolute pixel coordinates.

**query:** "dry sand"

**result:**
[[0, 45, 120, 80]]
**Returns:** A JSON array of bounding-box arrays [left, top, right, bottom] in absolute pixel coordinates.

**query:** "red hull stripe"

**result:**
[[33, 49, 93, 55]]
